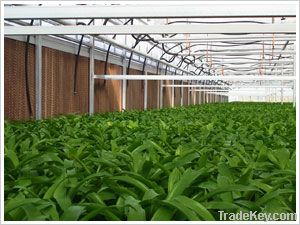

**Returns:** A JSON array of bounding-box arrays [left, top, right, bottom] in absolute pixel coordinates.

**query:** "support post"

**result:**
[[293, 80, 295, 107], [35, 20, 42, 120], [157, 80, 160, 109], [171, 79, 175, 107], [293, 53, 296, 107], [160, 79, 163, 109], [122, 58, 126, 111], [89, 35, 95, 115], [180, 80, 183, 106], [281, 81, 283, 104], [144, 71, 148, 110], [187, 81, 190, 105], [122, 36, 127, 111]]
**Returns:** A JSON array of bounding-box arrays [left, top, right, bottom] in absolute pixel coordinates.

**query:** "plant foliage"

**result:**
[[4, 103, 296, 221]]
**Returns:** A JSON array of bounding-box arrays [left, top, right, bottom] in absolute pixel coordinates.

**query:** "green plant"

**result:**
[[4, 103, 296, 221]]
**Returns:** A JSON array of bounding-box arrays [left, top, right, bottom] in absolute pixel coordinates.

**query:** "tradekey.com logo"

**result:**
[[219, 211, 297, 221]]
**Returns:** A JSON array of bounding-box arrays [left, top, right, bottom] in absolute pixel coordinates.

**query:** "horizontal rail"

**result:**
[[4, 4, 296, 19], [4, 24, 296, 36], [213, 66, 294, 70], [94, 74, 296, 81], [162, 84, 293, 88], [178, 51, 295, 56], [188, 89, 290, 92], [189, 48, 293, 52], [158, 38, 296, 43], [205, 60, 293, 65]]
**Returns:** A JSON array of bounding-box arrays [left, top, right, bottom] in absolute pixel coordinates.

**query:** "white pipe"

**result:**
[[94, 74, 296, 81], [162, 84, 293, 88]]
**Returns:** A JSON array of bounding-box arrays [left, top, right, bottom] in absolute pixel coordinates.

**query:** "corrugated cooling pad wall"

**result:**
[[4, 38, 36, 120], [4, 38, 224, 121]]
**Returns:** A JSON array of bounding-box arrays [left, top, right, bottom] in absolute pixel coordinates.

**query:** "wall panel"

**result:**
[[42, 46, 89, 118], [147, 73, 160, 109], [126, 69, 144, 110], [183, 86, 189, 106], [5, 38, 218, 121], [163, 80, 172, 108], [94, 61, 122, 113], [4, 38, 36, 120], [174, 81, 181, 106]]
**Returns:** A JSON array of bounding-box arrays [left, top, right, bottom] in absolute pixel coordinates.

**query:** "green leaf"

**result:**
[[142, 189, 159, 201], [167, 169, 203, 199], [168, 168, 181, 194], [174, 195, 215, 220], [151, 206, 174, 221], [162, 199, 200, 221], [5, 198, 40, 213], [238, 166, 253, 185], [60, 205, 85, 221], [256, 189, 295, 206], [21, 204, 47, 221], [5, 147, 19, 169], [273, 148, 290, 169], [203, 201, 240, 210], [110, 175, 150, 193], [53, 179, 72, 210], [124, 196, 146, 221], [43, 176, 65, 200], [197, 185, 260, 202]]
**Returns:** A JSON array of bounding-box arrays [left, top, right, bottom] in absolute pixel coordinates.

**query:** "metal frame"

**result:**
[[171, 79, 175, 108], [4, 23, 296, 36], [144, 71, 148, 110], [214, 66, 294, 70], [160, 79, 164, 109], [162, 84, 293, 88], [195, 48, 295, 52], [208, 60, 293, 64], [180, 80, 184, 106], [4, 4, 296, 19], [6, 35, 166, 74], [35, 20, 42, 120], [190, 89, 292, 92], [122, 57, 127, 111], [178, 51, 295, 56], [89, 35, 95, 115], [156, 35, 296, 43], [3, 4, 296, 113], [94, 75, 295, 81]]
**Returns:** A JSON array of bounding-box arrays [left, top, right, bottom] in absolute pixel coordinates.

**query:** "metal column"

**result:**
[[160, 73, 163, 109], [122, 59, 127, 111], [171, 79, 175, 107], [180, 80, 183, 106], [187, 81, 190, 105], [281, 81, 283, 104], [35, 20, 42, 120], [293, 53, 296, 107], [157, 80, 160, 109], [144, 71, 148, 110], [89, 35, 95, 115], [293, 81, 296, 107]]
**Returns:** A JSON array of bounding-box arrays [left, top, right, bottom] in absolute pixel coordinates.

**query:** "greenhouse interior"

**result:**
[[1, 2, 298, 222]]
